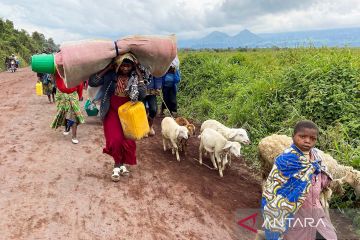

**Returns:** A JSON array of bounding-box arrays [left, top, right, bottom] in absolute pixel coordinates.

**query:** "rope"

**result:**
[[114, 41, 119, 56], [158, 92, 174, 119], [192, 158, 217, 170]]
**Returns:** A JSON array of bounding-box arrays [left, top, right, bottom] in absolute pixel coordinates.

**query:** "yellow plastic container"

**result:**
[[118, 101, 150, 140], [36, 82, 43, 96]]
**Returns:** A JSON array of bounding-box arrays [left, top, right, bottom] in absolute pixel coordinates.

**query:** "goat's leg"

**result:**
[[199, 141, 203, 165], [210, 153, 217, 169], [175, 148, 180, 161], [162, 137, 167, 151], [170, 139, 180, 161], [223, 154, 228, 171], [215, 152, 223, 177]]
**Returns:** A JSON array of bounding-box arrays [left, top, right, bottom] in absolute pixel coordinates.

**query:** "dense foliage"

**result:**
[[0, 18, 58, 71], [177, 48, 360, 231]]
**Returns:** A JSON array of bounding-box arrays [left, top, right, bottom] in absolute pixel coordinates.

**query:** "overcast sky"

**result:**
[[1, 0, 359, 44]]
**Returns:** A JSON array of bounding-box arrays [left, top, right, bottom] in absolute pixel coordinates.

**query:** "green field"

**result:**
[[178, 48, 360, 169], [177, 48, 360, 229]]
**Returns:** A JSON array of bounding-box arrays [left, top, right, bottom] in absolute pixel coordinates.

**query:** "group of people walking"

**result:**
[[39, 54, 180, 180], [33, 52, 346, 240]]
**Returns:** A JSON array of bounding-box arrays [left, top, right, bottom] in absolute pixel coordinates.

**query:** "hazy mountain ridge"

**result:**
[[178, 27, 360, 48]]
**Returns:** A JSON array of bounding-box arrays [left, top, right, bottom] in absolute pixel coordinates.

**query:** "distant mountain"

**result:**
[[184, 29, 263, 49], [232, 29, 262, 44], [178, 27, 360, 49], [258, 28, 360, 48], [202, 31, 229, 42]]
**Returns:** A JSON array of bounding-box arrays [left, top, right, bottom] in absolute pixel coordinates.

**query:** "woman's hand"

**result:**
[[96, 62, 114, 78]]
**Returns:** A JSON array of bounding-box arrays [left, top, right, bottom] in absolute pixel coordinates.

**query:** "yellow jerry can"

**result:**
[[36, 82, 43, 96], [118, 101, 150, 140]]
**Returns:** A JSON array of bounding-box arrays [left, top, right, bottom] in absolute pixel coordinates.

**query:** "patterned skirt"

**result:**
[[51, 91, 85, 129]]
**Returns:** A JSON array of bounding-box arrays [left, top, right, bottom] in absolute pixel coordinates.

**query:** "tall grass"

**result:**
[[177, 48, 360, 228], [178, 48, 360, 169]]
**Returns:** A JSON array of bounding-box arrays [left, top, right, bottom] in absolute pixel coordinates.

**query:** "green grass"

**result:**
[[177, 48, 360, 228], [177, 48, 360, 168]]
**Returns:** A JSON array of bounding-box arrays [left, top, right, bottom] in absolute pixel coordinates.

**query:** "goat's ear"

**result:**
[[175, 128, 180, 137], [229, 131, 237, 139], [223, 142, 232, 150]]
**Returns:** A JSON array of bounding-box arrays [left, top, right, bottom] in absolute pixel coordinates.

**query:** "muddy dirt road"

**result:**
[[0, 68, 262, 239]]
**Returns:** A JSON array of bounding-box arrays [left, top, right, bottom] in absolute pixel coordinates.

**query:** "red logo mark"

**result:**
[[237, 213, 258, 233]]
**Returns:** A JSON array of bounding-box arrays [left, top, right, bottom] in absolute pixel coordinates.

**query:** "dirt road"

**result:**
[[0, 68, 262, 239]]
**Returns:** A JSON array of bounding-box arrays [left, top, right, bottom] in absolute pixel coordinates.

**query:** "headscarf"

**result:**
[[114, 53, 137, 73]]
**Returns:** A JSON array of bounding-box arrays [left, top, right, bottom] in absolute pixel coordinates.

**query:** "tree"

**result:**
[[0, 18, 58, 71]]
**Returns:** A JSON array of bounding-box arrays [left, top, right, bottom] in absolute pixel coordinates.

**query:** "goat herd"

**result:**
[[160, 117, 250, 177], [158, 116, 360, 213]]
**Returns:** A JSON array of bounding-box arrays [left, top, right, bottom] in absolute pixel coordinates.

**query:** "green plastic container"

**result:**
[[31, 54, 55, 73], [84, 99, 99, 116]]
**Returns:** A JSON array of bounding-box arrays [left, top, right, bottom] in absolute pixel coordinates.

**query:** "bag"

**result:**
[[118, 101, 149, 140], [84, 99, 99, 116], [87, 85, 104, 102]]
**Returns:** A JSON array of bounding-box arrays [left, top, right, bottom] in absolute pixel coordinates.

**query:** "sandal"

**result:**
[[71, 138, 79, 144], [63, 131, 70, 136], [111, 167, 121, 182], [119, 165, 129, 176]]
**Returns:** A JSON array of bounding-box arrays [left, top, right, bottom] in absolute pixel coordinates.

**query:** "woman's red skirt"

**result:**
[[103, 95, 136, 165]]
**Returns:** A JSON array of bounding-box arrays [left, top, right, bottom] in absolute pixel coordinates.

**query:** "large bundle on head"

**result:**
[[55, 35, 177, 87]]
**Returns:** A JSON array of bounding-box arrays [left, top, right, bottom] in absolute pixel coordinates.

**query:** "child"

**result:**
[[143, 75, 162, 136], [51, 71, 84, 144], [88, 53, 146, 182], [262, 120, 337, 240], [41, 74, 55, 103]]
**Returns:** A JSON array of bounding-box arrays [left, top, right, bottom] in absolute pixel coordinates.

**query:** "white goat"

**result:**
[[161, 117, 189, 161], [199, 128, 241, 177], [200, 119, 251, 145]]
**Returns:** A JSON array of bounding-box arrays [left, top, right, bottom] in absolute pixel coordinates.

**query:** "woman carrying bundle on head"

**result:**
[[89, 53, 148, 182]]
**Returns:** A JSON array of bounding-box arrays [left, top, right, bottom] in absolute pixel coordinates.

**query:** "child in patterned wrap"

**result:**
[[261, 120, 337, 240]]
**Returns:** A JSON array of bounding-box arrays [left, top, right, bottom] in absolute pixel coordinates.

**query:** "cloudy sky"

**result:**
[[0, 0, 359, 43]]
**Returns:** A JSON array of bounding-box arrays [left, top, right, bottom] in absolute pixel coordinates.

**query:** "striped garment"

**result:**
[[115, 76, 127, 96]]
